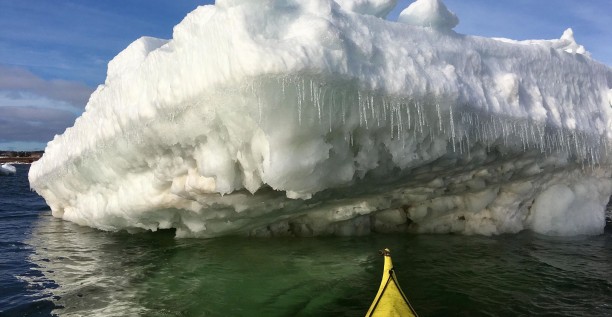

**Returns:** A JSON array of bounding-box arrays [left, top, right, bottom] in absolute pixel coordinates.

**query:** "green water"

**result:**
[[24, 214, 612, 316]]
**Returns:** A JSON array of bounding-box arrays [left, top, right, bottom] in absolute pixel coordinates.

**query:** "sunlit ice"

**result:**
[[29, 0, 612, 238]]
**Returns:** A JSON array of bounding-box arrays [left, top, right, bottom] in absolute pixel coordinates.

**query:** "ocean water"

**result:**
[[1, 164, 611, 316]]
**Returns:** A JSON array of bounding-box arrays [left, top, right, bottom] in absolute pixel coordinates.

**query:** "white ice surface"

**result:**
[[398, 0, 458, 30], [493, 28, 590, 57], [335, 0, 397, 18], [29, 0, 612, 237], [1, 163, 16, 175]]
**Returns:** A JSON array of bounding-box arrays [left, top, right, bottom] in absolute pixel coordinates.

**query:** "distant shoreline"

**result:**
[[0, 157, 38, 164], [0, 151, 43, 164]]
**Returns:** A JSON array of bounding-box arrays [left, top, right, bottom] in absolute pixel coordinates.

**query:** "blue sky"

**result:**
[[0, 0, 610, 151]]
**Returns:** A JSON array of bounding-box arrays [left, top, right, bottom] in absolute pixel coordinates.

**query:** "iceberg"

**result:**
[[29, 0, 612, 237], [1, 163, 17, 176]]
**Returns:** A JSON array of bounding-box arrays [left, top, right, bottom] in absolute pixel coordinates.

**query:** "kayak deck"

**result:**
[[366, 248, 418, 317]]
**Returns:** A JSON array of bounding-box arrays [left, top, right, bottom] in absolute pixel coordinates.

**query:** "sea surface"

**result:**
[[1, 164, 611, 316]]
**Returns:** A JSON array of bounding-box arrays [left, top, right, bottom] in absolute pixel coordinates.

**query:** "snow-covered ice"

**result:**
[[1, 164, 17, 176], [398, 0, 458, 30], [29, 0, 612, 237]]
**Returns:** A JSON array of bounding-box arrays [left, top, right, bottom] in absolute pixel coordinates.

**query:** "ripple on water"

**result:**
[[13, 215, 612, 316]]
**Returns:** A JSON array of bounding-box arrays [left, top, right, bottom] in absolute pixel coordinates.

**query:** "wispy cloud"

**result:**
[[0, 102, 79, 145], [0, 65, 94, 149], [0, 0, 204, 150], [0, 65, 93, 108]]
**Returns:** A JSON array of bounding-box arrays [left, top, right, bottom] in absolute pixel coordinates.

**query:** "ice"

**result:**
[[528, 181, 609, 236], [29, 0, 612, 237], [105, 36, 169, 84], [397, 0, 458, 30], [335, 0, 397, 18], [493, 28, 590, 57], [1, 163, 17, 176]]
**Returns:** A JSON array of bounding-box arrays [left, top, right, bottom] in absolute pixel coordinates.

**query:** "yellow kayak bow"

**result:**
[[366, 248, 419, 317]]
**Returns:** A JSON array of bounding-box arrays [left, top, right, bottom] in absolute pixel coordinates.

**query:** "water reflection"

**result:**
[[25, 214, 377, 316], [25, 213, 612, 316], [26, 214, 149, 315]]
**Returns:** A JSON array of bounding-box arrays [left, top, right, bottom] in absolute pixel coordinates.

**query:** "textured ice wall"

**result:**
[[29, 0, 612, 237]]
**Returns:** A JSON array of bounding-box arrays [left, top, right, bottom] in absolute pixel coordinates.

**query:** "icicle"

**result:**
[[521, 125, 526, 151], [449, 104, 456, 152], [315, 83, 322, 123], [524, 124, 530, 149], [565, 131, 571, 155], [329, 88, 333, 133], [397, 105, 402, 140], [436, 103, 442, 132], [573, 130, 579, 158], [378, 98, 384, 127], [382, 97, 388, 124], [466, 132, 471, 159], [529, 124, 536, 149], [559, 129, 565, 152], [363, 92, 369, 129], [358, 91, 364, 127], [281, 77, 286, 95], [341, 91, 346, 125], [370, 94, 375, 126], [501, 120, 508, 146], [309, 79, 314, 102], [416, 102, 422, 135], [537, 124, 545, 153], [297, 81, 303, 125], [406, 101, 411, 130], [390, 102, 395, 138], [475, 114, 481, 142], [421, 102, 428, 134], [492, 117, 498, 140]]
